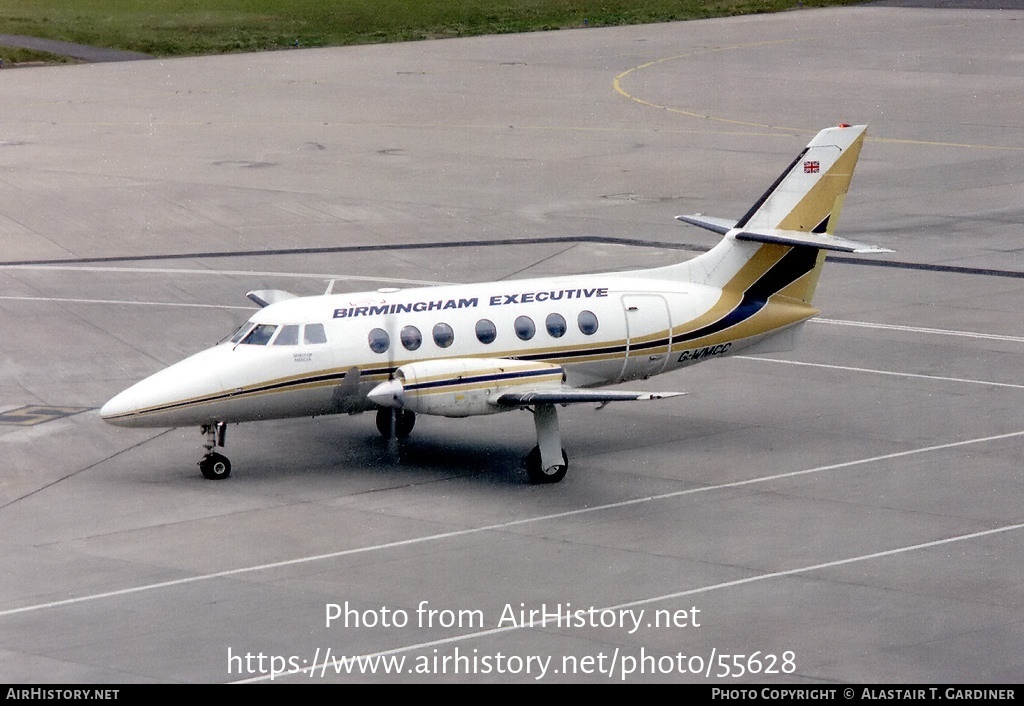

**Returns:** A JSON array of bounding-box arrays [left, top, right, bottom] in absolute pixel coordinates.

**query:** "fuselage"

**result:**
[[99, 262, 817, 429]]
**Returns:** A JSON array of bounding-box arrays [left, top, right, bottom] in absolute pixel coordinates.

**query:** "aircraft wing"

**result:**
[[494, 389, 685, 406]]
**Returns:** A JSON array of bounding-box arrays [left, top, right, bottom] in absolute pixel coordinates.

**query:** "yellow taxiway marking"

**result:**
[[613, 43, 1024, 153]]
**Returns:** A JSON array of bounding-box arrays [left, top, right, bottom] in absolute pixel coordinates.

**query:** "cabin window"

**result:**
[[514, 315, 536, 341], [368, 328, 390, 354], [475, 319, 497, 344], [242, 324, 277, 346], [433, 323, 455, 348], [304, 323, 327, 345], [545, 313, 567, 338], [578, 310, 599, 335], [273, 325, 300, 346], [401, 325, 422, 351]]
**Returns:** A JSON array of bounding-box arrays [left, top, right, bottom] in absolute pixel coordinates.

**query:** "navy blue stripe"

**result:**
[[114, 365, 395, 419], [735, 148, 809, 229], [676, 246, 818, 344], [406, 367, 560, 392]]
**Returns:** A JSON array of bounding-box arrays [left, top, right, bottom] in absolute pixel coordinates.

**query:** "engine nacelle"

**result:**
[[368, 358, 564, 417]]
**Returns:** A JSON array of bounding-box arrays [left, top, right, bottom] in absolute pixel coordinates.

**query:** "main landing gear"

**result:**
[[525, 446, 569, 484], [525, 404, 568, 484], [373, 405, 569, 484], [199, 422, 231, 480], [375, 408, 416, 439]]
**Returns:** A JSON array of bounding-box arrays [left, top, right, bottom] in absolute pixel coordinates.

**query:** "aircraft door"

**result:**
[[620, 294, 672, 381]]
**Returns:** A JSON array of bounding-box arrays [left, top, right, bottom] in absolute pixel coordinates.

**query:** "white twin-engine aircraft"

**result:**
[[102, 124, 889, 483]]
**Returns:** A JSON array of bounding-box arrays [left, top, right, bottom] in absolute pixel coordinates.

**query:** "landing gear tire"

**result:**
[[375, 408, 416, 439], [200, 452, 231, 480], [525, 446, 568, 484]]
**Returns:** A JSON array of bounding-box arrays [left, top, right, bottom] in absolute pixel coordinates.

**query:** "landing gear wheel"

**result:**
[[199, 452, 231, 480], [375, 408, 416, 439], [525, 445, 568, 484]]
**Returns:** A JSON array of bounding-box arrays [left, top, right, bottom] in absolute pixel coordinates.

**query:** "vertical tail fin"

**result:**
[[673, 125, 890, 304], [678, 125, 886, 252], [659, 125, 890, 351], [735, 124, 866, 234]]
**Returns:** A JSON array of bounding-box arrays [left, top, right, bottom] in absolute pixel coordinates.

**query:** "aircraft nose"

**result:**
[[100, 388, 142, 426], [100, 346, 229, 428], [100, 371, 183, 428]]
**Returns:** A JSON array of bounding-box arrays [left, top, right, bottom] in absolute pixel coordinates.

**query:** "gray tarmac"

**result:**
[[2, 5, 1023, 684]]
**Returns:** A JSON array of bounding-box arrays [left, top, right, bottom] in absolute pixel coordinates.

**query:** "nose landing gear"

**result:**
[[199, 422, 231, 480]]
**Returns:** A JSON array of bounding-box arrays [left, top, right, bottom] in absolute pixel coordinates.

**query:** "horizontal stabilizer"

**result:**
[[734, 229, 893, 254], [496, 389, 685, 407], [677, 216, 891, 253], [676, 214, 736, 235], [247, 289, 299, 308]]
